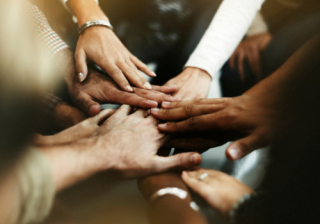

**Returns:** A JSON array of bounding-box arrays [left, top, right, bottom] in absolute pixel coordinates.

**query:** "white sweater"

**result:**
[[185, 0, 266, 78]]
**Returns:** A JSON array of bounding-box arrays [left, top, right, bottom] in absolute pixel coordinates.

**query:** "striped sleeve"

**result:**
[[26, 2, 69, 57]]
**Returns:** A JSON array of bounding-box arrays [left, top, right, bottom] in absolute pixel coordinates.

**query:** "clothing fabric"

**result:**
[[10, 149, 54, 224], [185, 0, 265, 78], [26, 1, 69, 57]]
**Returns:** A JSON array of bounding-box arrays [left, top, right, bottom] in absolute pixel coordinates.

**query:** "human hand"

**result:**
[[182, 168, 252, 218], [151, 95, 276, 160], [33, 109, 115, 146], [93, 105, 202, 179], [68, 69, 180, 116], [164, 67, 211, 101], [230, 33, 271, 81], [75, 26, 156, 91], [52, 101, 88, 130]]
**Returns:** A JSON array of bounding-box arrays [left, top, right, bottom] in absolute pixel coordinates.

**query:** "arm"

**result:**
[[185, 0, 265, 78], [40, 105, 202, 192], [138, 173, 208, 224], [151, 33, 320, 160], [164, 0, 265, 101], [64, 0, 155, 91]]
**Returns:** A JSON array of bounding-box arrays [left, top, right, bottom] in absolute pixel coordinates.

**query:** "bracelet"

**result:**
[[78, 20, 113, 36], [150, 187, 187, 202]]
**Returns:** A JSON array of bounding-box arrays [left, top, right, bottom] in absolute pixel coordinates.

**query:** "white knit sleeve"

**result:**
[[184, 0, 265, 78], [246, 11, 268, 37]]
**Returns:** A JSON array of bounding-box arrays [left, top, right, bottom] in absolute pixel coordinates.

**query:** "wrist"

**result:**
[[185, 67, 212, 81]]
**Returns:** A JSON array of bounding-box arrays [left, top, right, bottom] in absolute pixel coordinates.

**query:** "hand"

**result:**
[[75, 26, 156, 91], [151, 95, 277, 160], [230, 33, 272, 81], [93, 105, 202, 179], [68, 69, 180, 116], [164, 67, 211, 101], [52, 101, 88, 130], [33, 109, 115, 146], [182, 168, 252, 218]]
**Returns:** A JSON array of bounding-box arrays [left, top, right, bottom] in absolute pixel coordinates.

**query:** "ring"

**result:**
[[199, 173, 208, 181]]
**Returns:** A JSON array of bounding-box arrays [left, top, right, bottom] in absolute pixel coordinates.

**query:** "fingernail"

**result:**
[[126, 85, 134, 92], [144, 82, 152, 90], [158, 123, 167, 129], [228, 147, 240, 160], [162, 101, 171, 107], [147, 100, 158, 107], [190, 154, 201, 164], [147, 109, 151, 115], [181, 171, 189, 177], [78, 73, 85, 82], [152, 72, 157, 77], [151, 108, 159, 113]]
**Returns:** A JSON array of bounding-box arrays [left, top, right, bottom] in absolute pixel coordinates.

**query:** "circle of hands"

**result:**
[[35, 30, 275, 217]]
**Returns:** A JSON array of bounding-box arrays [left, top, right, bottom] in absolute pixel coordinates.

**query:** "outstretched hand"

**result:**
[[93, 105, 202, 179], [151, 95, 276, 160], [182, 168, 252, 218], [68, 69, 180, 116]]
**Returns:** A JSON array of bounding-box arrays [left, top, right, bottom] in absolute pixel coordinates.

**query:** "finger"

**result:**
[[109, 91, 158, 108], [113, 104, 132, 117], [152, 85, 177, 94], [76, 92, 101, 116], [75, 49, 88, 82], [151, 104, 224, 121], [238, 51, 246, 81], [131, 56, 157, 78], [181, 171, 203, 191], [133, 88, 181, 104], [226, 134, 266, 161], [157, 112, 231, 133], [101, 63, 133, 92], [161, 98, 231, 109], [153, 152, 202, 172], [164, 138, 221, 151], [117, 60, 152, 90], [93, 109, 116, 124], [131, 109, 149, 118]]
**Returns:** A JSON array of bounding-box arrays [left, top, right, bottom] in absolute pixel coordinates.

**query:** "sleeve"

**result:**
[[61, 0, 99, 23], [246, 11, 268, 37], [26, 2, 69, 57], [11, 149, 55, 224], [184, 0, 265, 78]]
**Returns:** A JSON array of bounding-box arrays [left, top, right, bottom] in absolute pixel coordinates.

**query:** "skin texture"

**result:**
[[41, 105, 202, 192], [68, 0, 155, 90], [138, 172, 208, 224], [57, 49, 179, 117], [230, 33, 272, 81], [164, 67, 212, 101], [33, 109, 115, 146], [152, 95, 277, 160], [181, 168, 252, 218], [151, 33, 320, 160], [68, 69, 180, 116], [51, 101, 88, 130]]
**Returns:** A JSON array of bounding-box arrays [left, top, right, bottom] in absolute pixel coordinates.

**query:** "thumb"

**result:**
[[76, 93, 101, 117], [226, 134, 264, 161], [75, 49, 88, 82], [154, 152, 202, 172]]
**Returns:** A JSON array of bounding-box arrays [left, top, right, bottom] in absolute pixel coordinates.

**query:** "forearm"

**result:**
[[67, 0, 108, 26], [39, 138, 113, 192]]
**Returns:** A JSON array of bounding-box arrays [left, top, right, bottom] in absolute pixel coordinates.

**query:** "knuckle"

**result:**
[[187, 116, 199, 127], [195, 98, 204, 104], [184, 105, 194, 116]]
